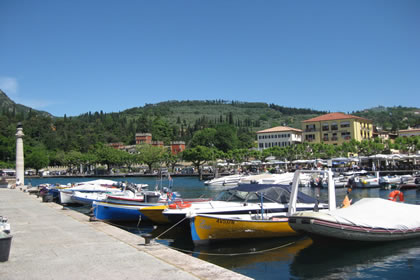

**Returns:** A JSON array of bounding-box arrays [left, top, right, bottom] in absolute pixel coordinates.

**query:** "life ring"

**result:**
[[388, 190, 404, 202], [168, 201, 192, 209]]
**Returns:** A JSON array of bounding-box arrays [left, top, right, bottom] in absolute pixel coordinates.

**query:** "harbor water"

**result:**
[[28, 176, 420, 279]]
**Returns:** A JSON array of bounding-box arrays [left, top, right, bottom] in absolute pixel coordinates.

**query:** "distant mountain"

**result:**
[[0, 89, 51, 117], [353, 106, 420, 132], [120, 100, 328, 131]]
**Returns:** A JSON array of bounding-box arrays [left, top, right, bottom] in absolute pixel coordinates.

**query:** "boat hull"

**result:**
[[93, 202, 154, 222], [289, 215, 420, 242], [138, 205, 170, 224], [191, 214, 297, 245]]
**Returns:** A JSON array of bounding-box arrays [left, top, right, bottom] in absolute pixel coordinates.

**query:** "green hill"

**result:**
[[0, 89, 51, 118], [121, 100, 326, 132]]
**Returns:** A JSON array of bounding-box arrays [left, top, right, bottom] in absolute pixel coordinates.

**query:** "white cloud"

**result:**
[[0, 77, 19, 97]]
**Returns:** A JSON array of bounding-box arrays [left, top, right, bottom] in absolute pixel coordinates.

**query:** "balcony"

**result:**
[[305, 128, 317, 132], [323, 137, 329, 141], [331, 137, 338, 141]]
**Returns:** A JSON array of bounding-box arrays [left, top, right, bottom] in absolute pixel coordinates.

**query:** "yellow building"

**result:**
[[302, 112, 373, 145]]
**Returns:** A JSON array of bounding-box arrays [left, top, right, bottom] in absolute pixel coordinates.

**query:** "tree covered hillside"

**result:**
[[0, 89, 419, 170]]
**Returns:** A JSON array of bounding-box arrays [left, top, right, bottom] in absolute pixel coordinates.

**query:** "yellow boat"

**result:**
[[190, 213, 298, 245], [138, 205, 169, 224]]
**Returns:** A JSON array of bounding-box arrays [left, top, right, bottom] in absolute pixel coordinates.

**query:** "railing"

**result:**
[[331, 137, 338, 141], [323, 137, 329, 141], [304, 128, 317, 132], [288, 170, 336, 215]]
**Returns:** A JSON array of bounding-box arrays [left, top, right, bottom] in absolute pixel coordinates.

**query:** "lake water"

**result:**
[[28, 176, 420, 279]]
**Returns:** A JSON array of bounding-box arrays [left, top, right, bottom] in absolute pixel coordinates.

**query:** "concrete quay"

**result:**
[[0, 189, 251, 280]]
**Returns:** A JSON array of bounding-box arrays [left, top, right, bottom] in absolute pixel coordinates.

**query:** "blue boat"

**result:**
[[92, 201, 162, 222]]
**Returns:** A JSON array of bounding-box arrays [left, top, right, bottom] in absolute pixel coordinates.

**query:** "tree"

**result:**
[[25, 146, 50, 174], [189, 128, 217, 148], [162, 151, 180, 172], [136, 144, 166, 172], [182, 146, 215, 179]]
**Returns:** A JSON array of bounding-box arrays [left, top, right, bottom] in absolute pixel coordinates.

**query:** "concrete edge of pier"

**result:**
[[0, 188, 251, 280]]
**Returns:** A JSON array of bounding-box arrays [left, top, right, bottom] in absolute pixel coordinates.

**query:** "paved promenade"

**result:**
[[0, 188, 251, 280]]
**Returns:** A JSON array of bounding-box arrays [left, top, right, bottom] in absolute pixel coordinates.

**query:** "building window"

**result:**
[[323, 133, 329, 141], [341, 121, 350, 128], [322, 123, 329, 131], [332, 133, 338, 141], [341, 132, 351, 140], [305, 134, 315, 142], [306, 124, 316, 132], [331, 122, 338, 130]]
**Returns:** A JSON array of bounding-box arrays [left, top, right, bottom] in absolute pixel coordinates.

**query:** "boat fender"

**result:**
[[168, 201, 192, 209], [388, 190, 404, 202]]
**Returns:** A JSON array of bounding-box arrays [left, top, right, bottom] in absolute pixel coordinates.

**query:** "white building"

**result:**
[[256, 126, 302, 151]]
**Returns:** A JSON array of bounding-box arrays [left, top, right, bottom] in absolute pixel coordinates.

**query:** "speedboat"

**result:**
[[352, 172, 380, 188], [239, 173, 295, 185], [203, 174, 243, 187], [162, 183, 328, 225], [379, 175, 413, 187]]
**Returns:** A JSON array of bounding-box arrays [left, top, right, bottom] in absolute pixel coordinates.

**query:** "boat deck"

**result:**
[[0, 188, 250, 280]]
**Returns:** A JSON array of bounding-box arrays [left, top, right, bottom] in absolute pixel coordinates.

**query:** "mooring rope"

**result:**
[[154, 216, 189, 240], [163, 237, 306, 256]]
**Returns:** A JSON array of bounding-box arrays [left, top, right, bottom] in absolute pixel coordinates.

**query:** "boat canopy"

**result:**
[[321, 198, 420, 230], [231, 184, 318, 204]]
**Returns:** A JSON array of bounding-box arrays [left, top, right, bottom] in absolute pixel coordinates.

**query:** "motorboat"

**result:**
[[162, 183, 329, 225], [288, 170, 420, 242], [239, 173, 295, 185], [351, 172, 380, 188], [379, 174, 413, 187], [138, 197, 212, 225], [92, 201, 160, 222], [59, 180, 147, 204], [289, 198, 420, 242], [203, 174, 243, 187], [190, 213, 298, 246], [93, 197, 211, 222]]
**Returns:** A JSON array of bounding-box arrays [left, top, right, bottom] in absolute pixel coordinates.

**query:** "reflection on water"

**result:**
[[291, 238, 420, 279], [31, 176, 420, 279]]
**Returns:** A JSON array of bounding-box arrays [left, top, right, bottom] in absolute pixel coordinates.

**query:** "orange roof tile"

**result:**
[[257, 126, 302, 134], [302, 112, 372, 123]]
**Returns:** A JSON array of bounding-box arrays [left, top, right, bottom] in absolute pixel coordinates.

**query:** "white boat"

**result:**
[[352, 172, 380, 188], [58, 179, 127, 204], [379, 174, 413, 186], [239, 172, 295, 185], [162, 183, 328, 224], [203, 174, 243, 187], [288, 170, 420, 242]]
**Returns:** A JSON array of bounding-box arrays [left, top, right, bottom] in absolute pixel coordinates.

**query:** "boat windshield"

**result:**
[[214, 190, 248, 202], [214, 190, 279, 203]]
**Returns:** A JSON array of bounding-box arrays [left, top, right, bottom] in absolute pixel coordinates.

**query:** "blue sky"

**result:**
[[1, 0, 419, 117]]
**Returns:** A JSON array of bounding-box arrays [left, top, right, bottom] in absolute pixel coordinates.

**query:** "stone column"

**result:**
[[15, 122, 25, 186]]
